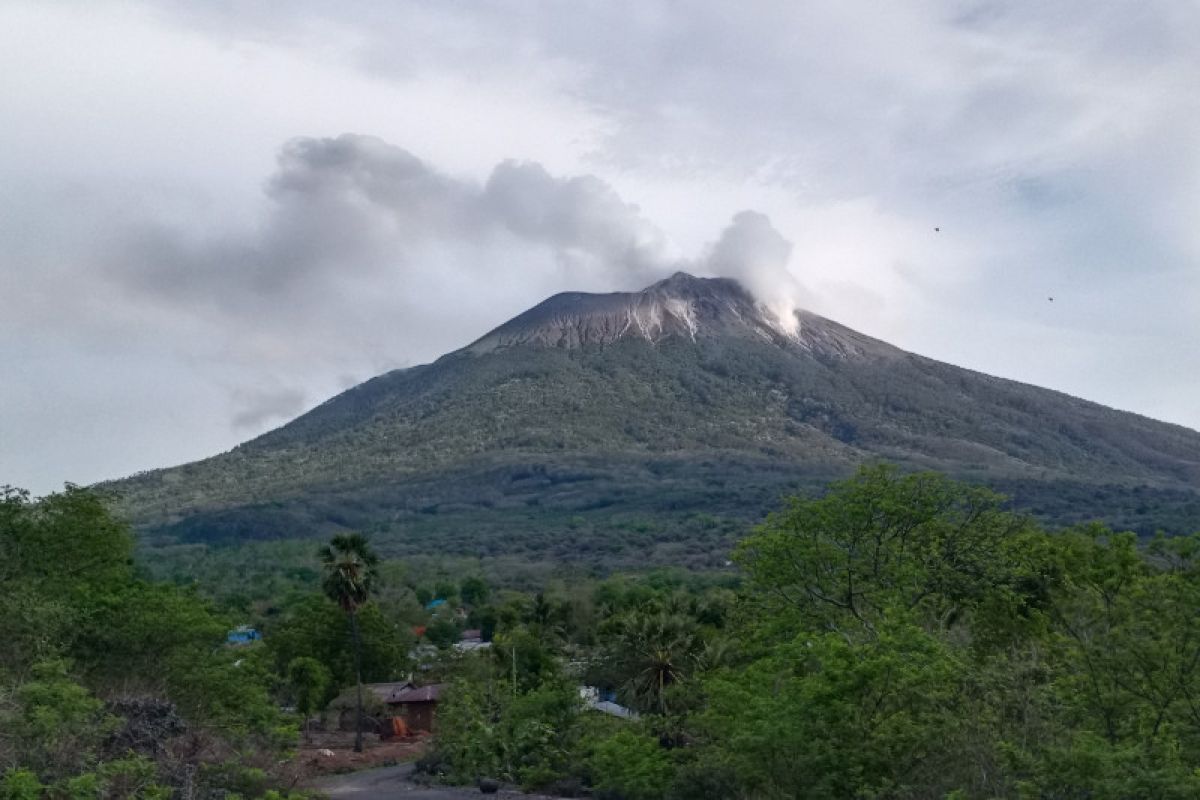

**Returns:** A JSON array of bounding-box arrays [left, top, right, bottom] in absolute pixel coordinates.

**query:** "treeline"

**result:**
[[424, 466, 1200, 799]]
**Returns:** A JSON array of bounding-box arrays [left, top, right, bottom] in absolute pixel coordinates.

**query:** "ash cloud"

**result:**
[[482, 160, 668, 277], [111, 134, 673, 307], [230, 386, 307, 430], [110, 132, 801, 328], [98, 133, 806, 433]]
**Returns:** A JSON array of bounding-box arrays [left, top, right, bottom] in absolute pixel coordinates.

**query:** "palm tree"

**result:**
[[319, 533, 379, 753], [613, 611, 700, 716]]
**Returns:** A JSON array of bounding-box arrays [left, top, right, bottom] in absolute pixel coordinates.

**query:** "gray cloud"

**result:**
[[3, 1, 1199, 496], [110, 134, 796, 319], [111, 134, 677, 309], [83, 132, 807, 456], [482, 160, 667, 277], [231, 386, 307, 430]]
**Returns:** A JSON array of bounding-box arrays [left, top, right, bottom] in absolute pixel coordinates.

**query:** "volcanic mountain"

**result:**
[[108, 273, 1200, 566]]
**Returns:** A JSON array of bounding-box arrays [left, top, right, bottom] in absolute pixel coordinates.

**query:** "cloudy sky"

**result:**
[[3, 1, 1199, 495]]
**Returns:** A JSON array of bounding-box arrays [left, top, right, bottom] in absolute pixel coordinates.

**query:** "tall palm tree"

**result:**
[[319, 533, 379, 753]]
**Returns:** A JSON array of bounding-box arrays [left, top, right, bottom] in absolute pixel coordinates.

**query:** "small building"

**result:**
[[388, 683, 446, 733]]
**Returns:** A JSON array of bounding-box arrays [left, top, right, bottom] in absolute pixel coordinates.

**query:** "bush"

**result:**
[[0, 770, 43, 800], [588, 730, 675, 800], [666, 760, 741, 800]]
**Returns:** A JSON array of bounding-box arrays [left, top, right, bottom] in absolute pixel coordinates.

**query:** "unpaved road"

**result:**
[[306, 763, 556, 799]]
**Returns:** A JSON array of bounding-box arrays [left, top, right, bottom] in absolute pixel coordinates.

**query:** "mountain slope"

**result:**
[[106, 273, 1200, 563]]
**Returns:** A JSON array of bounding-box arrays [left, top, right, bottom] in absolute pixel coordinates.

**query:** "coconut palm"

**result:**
[[319, 533, 379, 753]]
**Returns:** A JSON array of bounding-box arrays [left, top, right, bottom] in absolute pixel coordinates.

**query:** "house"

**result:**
[[387, 683, 447, 732]]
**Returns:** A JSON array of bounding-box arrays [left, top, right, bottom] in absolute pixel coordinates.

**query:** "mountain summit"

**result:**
[[470, 272, 894, 364], [105, 274, 1200, 565], [469, 272, 799, 351]]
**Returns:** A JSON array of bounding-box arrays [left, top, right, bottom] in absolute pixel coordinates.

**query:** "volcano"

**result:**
[[106, 273, 1200, 566]]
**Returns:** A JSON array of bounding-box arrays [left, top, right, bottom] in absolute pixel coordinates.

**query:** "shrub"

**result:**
[[588, 730, 674, 800], [0, 770, 43, 800]]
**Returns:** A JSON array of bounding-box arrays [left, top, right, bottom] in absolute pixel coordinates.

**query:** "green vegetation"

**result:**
[[420, 466, 1200, 798], [0, 486, 300, 797], [285, 658, 329, 742], [8, 462, 1200, 798], [106, 316, 1200, 552]]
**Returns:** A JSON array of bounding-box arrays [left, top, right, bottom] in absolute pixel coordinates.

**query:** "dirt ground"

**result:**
[[280, 730, 430, 786], [290, 733, 567, 799], [305, 763, 562, 800]]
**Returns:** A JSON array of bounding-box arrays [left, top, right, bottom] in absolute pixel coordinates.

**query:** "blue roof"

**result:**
[[425, 598, 447, 609], [226, 626, 261, 644]]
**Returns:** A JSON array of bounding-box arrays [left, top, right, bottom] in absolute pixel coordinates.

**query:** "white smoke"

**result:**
[[698, 211, 802, 334]]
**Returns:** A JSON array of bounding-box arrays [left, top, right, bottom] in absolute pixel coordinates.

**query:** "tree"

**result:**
[[267, 596, 410, 690], [603, 611, 701, 715], [287, 657, 331, 742], [588, 729, 675, 800], [460, 576, 490, 608], [735, 465, 1037, 641], [319, 533, 379, 753]]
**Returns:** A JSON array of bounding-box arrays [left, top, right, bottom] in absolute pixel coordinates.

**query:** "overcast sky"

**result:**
[[3, 1, 1199, 495]]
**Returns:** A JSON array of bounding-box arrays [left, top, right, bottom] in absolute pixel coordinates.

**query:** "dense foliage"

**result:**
[[8, 464, 1200, 799], [422, 466, 1200, 799], [0, 486, 305, 798]]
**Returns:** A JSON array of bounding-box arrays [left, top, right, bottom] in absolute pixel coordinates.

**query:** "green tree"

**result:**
[[602, 611, 701, 716], [319, 533, 379, 753], [0, 486, 293, 793], [588, 729, 675, 800], [460, 576, 489, 608], [736, 465, 1039, 641], [286, 657, 331, 742], [702, 620, 968, 799], [0, 769, 43, 800], [0, 660, 116, 780], [267, 596, 409, 689], [715, 467, 1061, 797], [433, 669, 582, 789], [426, 617, 461, 650]]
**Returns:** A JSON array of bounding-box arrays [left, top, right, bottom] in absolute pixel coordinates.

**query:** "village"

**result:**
[[225, 592, 641, 788]]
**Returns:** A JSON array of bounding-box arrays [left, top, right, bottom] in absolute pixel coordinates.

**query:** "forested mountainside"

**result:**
[[104, 273, 1200, 560]]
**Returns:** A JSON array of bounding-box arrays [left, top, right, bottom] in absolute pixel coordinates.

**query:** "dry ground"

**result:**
[[279, 730, 429, 787]]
